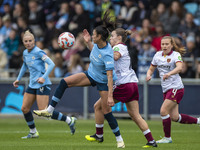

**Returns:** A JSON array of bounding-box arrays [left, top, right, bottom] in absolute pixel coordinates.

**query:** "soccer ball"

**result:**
[[58, 32, 75, 49]]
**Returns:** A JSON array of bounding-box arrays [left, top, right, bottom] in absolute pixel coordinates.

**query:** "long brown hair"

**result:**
[[115, 28, 132, 43], [162, 36, 186, 56]]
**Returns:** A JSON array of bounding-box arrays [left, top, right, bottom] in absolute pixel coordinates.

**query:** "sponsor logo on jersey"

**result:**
[[91, 54, 99, 62], [106, 61, 113, 65], [114, 47, 120, 51], [157, 65, 170, 69], [26, 61, 34, 66], [167, 58, 171, 63]]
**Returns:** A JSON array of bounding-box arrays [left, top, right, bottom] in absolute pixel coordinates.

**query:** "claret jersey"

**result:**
[[151, 50, 184, 93], [113, 43, 138, 85]]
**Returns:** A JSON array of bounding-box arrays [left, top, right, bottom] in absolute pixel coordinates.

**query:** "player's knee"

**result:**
[[128, 111, 137, 121], [21, 106, 30, 114], [102, 107, 111, 114], [170, 115, 179, 122], [160, 109, 168, 116], [94, 103, 101, 111]]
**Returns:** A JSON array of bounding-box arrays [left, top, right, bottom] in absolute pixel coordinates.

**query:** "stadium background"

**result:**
[[0, 0, 200, 118]]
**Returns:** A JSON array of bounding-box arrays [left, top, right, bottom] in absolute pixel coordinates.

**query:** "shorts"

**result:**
[[26, 85, 51, 95], [113, 82, 139, 103], [163, 88, 184, 104], [84, 71, 108, 91]]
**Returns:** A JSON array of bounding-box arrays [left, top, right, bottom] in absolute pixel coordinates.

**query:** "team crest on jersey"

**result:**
[[167, 58, 171, 63], [98, 54, 101, 58], [32, 56, 35, 60], [114, 47, 119, 51], [171, 95, 174, 98]]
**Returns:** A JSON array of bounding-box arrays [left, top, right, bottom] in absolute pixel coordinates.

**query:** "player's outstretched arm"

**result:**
[[83, 29, 93, 51]]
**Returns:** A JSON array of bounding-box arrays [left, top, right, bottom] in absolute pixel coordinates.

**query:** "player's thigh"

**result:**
[[21, 92, 36, 111], [36, 95, 49, 110], [64, 72, 91, 87]]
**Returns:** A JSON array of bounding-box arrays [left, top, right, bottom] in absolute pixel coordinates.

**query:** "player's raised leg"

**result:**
[[34, 73, 91, 117]]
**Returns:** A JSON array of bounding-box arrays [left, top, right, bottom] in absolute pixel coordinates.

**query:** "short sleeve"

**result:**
[[174, 52, 183, 63], [113, 45, 126, 56], [103, 53, 114, 71], [151, 53, 157, 66]]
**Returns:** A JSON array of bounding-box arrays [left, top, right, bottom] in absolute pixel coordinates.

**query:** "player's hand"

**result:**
[[37, 77, 45, 84], [83, 29, 91, 43], [13, 80, 19, 88], [146, 75, 152, 82], [163, 73, 170, 81], [107, 97, 115, 107]]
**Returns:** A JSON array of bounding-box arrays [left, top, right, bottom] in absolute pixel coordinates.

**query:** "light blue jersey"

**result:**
[[88, 43, 117, 83], [17, 46, 55, 89]]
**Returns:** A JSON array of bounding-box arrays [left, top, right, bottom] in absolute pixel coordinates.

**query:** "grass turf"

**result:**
[[0, 117, 199, 150]]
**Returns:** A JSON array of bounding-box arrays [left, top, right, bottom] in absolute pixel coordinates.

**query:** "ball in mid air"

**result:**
[[58, 32, 75, 49]]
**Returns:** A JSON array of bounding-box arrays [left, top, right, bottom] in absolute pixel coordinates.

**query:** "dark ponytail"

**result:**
[[95, 9, 117, 41]]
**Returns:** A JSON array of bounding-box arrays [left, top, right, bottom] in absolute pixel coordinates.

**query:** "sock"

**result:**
[[177, 114, 198, 124], [24, 111, 36, 133], [116, 135, 123, 142], [161, 114, 171, 138], [51, 111, 71, 125], [198, 118, 200, 124], [143, 129, 154, 142], [96, 124, 104, 138], [66, 116, 71, 124], [50, 79, 68, 108], [51, 111, 66, 122], [104, 112, 123, 141], [30, 128, 37, 133], [47, 105, 54, 114]]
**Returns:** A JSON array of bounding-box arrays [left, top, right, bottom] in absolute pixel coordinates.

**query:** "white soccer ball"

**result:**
[[58, 32, 75, 49]]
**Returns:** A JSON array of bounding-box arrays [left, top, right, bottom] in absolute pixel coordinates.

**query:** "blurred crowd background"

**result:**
[[0, 0, 200, 79]]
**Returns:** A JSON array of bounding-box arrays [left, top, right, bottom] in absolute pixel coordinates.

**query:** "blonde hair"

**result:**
[[23, 30, 35, 40], [162, 36, 186, 56]]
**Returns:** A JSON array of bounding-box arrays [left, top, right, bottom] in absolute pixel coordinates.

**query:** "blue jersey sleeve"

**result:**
[[17, 62, 28, 81], [38, 51, 55, 79], [103, 53, 115, 71], [42, 57, 55, 79]]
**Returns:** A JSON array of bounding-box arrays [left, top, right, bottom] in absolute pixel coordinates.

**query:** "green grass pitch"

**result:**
[[0, 117, 199, 150]]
